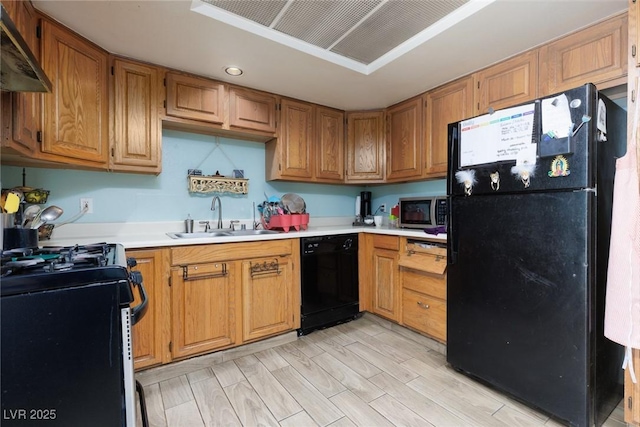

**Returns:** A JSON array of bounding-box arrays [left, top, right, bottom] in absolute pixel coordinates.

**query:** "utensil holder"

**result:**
[[3, 228, 38, 250]]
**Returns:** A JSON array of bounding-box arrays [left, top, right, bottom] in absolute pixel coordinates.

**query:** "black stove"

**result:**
[[0, 242, 148, 427], [1, 243, 130, 297]]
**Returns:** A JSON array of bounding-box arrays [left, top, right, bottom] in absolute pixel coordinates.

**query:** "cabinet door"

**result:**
[[371, 248, 400, 322], [345, 111, 385, 182], [6, 0, 41, 155], [474, 50, 538, 115], [39, 20, 107, 164], [127, 249, 169, 370], [229, 87, 276, 133], [386, 97, 423, 181], [40, 19, 109, 167], [626, 349, 640, 424], [275, 98, 314, 179], [539, 14, 627, 95], [111, 58, 161, 173], [242, 256, 294, 342], [315, 106, 345, 182], [424, 76, 474, 177], [165, 72, 225, 124], [171, 262, 237, 359]]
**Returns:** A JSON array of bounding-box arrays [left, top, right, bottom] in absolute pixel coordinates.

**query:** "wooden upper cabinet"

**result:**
[[266, 98, 313, 180], [539, 14, 627, 95], [385, 97, 423, 181], [111, 58, 162, 174], [40, 19, 109, 167], [424, 76, 474, 178], [165, 72, 225, 124], [229, 87, 276, 134], [345, 111, 385, 183], [2, 0, 41, 155], [474, 50, 538, 115], [315, 106, 345, 182]]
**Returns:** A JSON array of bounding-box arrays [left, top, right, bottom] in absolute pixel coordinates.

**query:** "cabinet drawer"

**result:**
[[398, 249, 446, 275], [373, 235, 399, 250], [402, 289, 446, 342], [402, 269, 446, 300], [171, 240, 293, 266]]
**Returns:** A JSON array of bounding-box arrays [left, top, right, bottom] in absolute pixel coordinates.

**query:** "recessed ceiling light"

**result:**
[[224, 66, 243, 76]]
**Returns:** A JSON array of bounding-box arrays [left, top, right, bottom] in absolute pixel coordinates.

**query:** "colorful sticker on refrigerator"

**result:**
[[548, 155, 570, 177], [597, 99, 607, 134], [460, 103, 535, 167]]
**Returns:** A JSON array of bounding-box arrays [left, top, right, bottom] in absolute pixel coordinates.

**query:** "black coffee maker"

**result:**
[[360, 191, 372, 218]]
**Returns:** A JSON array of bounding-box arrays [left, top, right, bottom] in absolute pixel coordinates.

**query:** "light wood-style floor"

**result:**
[[135, 314, 626, 427]]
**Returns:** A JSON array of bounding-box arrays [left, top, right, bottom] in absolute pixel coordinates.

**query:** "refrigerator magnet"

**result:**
[[511, 162, 536, 188], [548, 155, 570, 177], [490, 172, 500, 191], [455, 169, 476, 196]]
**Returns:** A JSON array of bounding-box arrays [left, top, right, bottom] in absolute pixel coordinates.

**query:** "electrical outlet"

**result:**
[[380, 204, 386, 213], [80, 198, 94, 214]]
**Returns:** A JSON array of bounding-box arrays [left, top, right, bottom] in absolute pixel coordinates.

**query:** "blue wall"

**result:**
[[1, 130, 445, 223]]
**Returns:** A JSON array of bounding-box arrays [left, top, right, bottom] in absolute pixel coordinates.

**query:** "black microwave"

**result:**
[[398, 196, 447, 229]]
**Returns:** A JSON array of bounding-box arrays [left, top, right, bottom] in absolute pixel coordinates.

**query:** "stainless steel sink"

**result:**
[[227, 229, 280, 236], [166, 231, 232, 239], [166, 229, 279, 239]]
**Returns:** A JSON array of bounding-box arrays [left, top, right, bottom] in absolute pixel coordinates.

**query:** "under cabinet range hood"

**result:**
[[1, 4, 51, 92]]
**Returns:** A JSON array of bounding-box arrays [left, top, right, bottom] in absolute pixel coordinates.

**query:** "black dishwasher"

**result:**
[[299, 234, 360, 335]]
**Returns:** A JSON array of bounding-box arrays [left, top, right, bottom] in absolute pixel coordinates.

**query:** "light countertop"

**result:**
[[44, 217, 446, 249]]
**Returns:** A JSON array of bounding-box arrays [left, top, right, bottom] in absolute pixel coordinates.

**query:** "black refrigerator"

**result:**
[[446, 83, 625, 427]]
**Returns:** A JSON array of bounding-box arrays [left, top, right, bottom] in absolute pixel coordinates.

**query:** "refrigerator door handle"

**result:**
[[448, 198, 457, 265]]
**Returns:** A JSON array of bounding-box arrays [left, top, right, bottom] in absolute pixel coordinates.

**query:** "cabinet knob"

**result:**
[[417, 301, 430, 309]]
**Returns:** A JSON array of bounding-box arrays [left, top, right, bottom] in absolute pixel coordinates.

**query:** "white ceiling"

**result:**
[[32, 0, 627, 111]]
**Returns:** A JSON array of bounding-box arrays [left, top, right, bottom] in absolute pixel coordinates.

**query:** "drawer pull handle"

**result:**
[[417, 301, 430, 309]]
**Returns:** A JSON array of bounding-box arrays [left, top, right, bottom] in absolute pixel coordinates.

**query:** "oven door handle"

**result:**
[[130, 271, 148, 325]]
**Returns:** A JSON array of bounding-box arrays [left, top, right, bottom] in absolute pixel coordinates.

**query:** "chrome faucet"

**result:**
[[211, 196, 223, 229]]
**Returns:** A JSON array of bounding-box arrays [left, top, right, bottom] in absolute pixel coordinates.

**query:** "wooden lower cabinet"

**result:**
[[242, 256, 295, 342], [627, 348, 640, 425], [398, 242, 447, 343], [370, 235, 401, 322], [171, 261, 238, 359], [127, 248, 170, 370]]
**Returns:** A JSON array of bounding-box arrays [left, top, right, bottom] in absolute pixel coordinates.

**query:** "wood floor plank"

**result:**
[[375, 332, 446, 369], [141, 382, 167, 427], [355, 316, 395, 336], [312, 327, 357, 346], [165, 400, 205, 427], [279, 411, 319, 427], [337, 323, 415, 364], [328, 390, 394, 427], [187, 367, 215, 384], [492, 404, 548, 427], [272, 365, 344, 426], [368, 394, 434, 427], [190, 377, 242, 427], [313, 335, 383, 379], [369, 372, 467, 427], [212, 360, 246, 387], [291, 337, 325, 357], [327, 417, 358, 427], [224, 380, 279, 427], [345, 342, 419, 383], [235, 355, 302, 420], [253, 348, 289, 372], [312, 352, 385, 403], [276, 343, 346, 398], [160, 375, 195, 409]]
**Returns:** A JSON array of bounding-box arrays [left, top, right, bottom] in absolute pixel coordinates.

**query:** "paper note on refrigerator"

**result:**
[[460, 103, 535, 167], [541, 94, 572, 138]]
